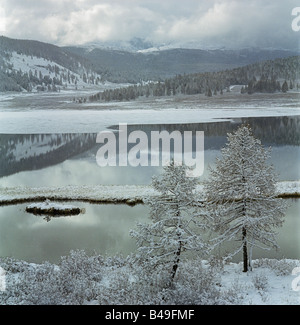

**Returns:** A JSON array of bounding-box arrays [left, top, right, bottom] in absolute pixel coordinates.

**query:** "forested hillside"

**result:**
[[0, 36, 102, 92], [87, 55, 300, 102], [65, 46, 299, 83], [1, 36, 299, 93]]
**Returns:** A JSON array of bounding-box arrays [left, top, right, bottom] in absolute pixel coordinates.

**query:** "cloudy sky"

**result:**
[[0, 0, 299, 49]]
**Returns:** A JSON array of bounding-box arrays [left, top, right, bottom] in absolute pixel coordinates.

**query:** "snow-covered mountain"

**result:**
[[78, 37, 299, 55], [1, 36, 299, 89], [81, 37, 154, 53], [0, 36, 103, 92]]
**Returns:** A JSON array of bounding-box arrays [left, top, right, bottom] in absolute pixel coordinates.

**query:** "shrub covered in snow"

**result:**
[[1, 252, 299, 305], [0, 251, 222, 305], [0, 250, 105, 305], [252, 272, 269, 292], [252, 258, 299, 276]]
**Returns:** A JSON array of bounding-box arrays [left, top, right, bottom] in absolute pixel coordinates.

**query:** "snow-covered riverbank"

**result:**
[[0, 181, 299, 206], [0, 252, 299, 305]]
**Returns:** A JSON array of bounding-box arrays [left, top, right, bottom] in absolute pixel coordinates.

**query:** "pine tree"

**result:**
[[207, 88, 212, 97], [204, 125, 287, 272], [130, 161, 209, 284], [281, 80, 289, 93]]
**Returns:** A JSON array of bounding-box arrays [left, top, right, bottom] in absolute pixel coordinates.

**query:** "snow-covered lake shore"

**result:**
[[0, 181, 299, 205], [1, 91, 299, 134], [1, 253, 299, 305]]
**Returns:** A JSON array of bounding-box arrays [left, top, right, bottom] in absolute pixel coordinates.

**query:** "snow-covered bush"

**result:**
[[219, 279, 247, 305], [58, 250, 104, 304], [208, 255, 225, 272], [158, 258, 220, 305], [96, 255, 221, 305], [1, 253, 300, 305], [3, 250, 105, 305], [0, 257, 31, 274], [253, 258, 299, 276], [252, 272, 269, 292], [17, 262, 62, 305], [97, 254, 173, 305]]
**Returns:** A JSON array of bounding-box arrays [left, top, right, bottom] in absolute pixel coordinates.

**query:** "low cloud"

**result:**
[[1, 0, 299, 49]]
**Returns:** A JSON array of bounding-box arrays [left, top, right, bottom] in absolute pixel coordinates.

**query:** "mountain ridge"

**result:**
[[0, 35, 299, 90]]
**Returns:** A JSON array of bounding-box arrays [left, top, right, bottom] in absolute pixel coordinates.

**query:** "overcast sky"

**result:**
[[0, 0, 299, 49]]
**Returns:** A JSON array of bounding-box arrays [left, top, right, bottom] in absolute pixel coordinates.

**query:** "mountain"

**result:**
[[82, 37, 154, 52], [65, 45, 299, 83], [0, 36, 299, 91], [0, 36, 103, 92], [87, 55, 299, 103]]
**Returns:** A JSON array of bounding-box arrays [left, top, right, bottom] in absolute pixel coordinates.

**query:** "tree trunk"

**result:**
[[171, 243, 181, 281], [170, 205, 182, 283], [242, 227, 248, 272]]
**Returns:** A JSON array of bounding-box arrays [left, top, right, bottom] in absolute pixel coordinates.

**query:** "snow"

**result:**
[[0, 184, 156, 205], [26, 200, 79, 212], [216, 259, 300, 305], [0, 254, 299, 305], [1, 105, 300, 134], [275, 181, 300, 197], [7, 52, 88, 88], [0, 181, 299, 205], [0, 91, 299, 133], [0, 178, 299, 305]]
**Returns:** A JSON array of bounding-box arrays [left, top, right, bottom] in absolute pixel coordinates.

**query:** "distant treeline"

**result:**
[[87, 56, 300, 103]]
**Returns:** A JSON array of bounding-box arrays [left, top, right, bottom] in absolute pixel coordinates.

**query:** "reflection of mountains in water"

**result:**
[[0, 134, 97, 177], [0, 116, 299, 178], [110, 115, 300, 149]]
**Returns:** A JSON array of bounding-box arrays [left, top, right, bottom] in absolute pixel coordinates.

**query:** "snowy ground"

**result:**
[[0, 181, 299, 205], [216, 259, 300, 305], [0, 91, 299, 133], [0, 254, 299, 305], [0, 181, 300, 204], [25, 200, 81, 216]]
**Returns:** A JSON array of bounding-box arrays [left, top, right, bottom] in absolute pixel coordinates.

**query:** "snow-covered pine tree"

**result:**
[[204, 125, 287, 272], [130, 161, 209, 285]]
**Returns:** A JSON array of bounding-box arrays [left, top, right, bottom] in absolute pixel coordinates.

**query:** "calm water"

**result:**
[[0, 115, 299, 263], [0, 200, 298, 264], [0, 202, 149, 263], [1, 116, 299, 185]]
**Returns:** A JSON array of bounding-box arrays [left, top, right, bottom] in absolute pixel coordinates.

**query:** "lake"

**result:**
[[0, 200, 298, 264], [0, 99, 299, 263], [1, 115, 300, 185]]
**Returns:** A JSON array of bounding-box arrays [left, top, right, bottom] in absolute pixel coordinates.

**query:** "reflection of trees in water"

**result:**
[[0, 116, 299, 177], [0, 134, 97, 177], [120, 115, 300, 148]]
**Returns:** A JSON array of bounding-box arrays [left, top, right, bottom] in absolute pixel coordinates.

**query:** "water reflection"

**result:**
[[0, 115, 299, 184], [0, 134, 97, 178], [0, 203, 149, 263], [0, 145, 298, 188], [0, 200, 298, 264]]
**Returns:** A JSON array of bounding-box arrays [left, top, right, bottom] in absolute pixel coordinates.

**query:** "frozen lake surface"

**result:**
[[0, 91, 299, 133]]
